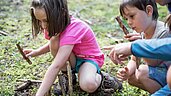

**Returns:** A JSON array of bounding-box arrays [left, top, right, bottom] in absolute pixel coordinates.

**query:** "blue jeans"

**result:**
[[149, 64, 167, 87]]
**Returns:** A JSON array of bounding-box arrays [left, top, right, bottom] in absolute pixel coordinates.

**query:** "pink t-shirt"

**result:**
[[44, 17, 104, 67]]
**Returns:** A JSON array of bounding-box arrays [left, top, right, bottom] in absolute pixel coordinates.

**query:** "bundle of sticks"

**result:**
[[115, 16, 140, 69]]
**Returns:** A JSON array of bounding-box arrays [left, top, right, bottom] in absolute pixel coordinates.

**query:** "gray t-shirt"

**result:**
[[143, 21, 171, 67], [151, 21, 170, 39]]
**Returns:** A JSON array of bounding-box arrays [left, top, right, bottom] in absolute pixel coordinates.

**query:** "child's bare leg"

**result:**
[[128, 74, 146, 90], [128, 65, 161, 93], [68, 52, 76, 69], [136, 65, 161, 94], [78, 62, 102, 93]]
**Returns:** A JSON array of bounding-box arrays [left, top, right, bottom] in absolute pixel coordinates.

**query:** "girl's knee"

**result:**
[[79, 78, 97, 93]]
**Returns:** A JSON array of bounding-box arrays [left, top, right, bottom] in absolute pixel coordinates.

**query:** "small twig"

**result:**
[[15, 80, 32, 91], [16, 43, 32, 64], [16, 79, 52, 95], [17, 79, 43, 83], [67, 62, 73, 96], [0, 30, 8, 36]]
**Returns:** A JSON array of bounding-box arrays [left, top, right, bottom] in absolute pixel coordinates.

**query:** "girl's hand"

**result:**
[[124, 33, 141, 41], [23, 49, 37, 57], [117, 66, 129, 82]]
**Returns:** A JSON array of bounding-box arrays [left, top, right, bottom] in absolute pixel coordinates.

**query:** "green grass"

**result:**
[[0, 0, 168, 95]]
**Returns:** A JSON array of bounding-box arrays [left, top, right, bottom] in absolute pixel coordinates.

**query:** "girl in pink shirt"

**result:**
[[23, 0, 122, 95]]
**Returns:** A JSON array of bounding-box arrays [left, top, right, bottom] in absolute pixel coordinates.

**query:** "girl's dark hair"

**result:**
[[165, 14, 171, 30], [119, 0, 158, 20], [30, 0, 70, 38]]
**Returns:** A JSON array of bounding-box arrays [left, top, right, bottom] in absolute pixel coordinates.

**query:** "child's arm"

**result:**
[[102, 45, 115, 50], [127, 56, 137, 76], [117, 56, 137, 81], [36, 45, 74, 96], [23, 42, 50, 57], [132, 39, 171, 60]]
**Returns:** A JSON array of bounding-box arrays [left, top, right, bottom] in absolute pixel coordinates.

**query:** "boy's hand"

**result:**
[[124, 33, 141, 41], [109, 42, 132, 64], [117, 66, 129, 82]]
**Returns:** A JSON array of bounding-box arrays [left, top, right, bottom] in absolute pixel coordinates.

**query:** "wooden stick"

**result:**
[[17, 79, 42, 83], [0, 30, 8, 36], [16, 79, 51, 95], [67, 62, 73, 96], [17, 79, 56, 85], [115, 16, 140, 69], [16, 43, 32, 64], [115, 16, 129, 35], [15, 80, 32, 91]]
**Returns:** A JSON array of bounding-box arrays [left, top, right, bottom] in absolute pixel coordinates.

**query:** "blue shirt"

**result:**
[[131, 38, 171, 61]]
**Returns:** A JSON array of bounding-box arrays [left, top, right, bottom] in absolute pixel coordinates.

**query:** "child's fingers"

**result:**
[[26, 53, 32, 58], [118, 55, 128, 61], [124, 66, 129, 72], [124, 33, 141, 40], [102, 45, 115, 50], [116, 73, 128, 81], [118, 69, 127, 75], [126, 33, 140, 36], [23, 49, 33, 54], [128, 35, 142, 41], [102, 47, 112, 50]]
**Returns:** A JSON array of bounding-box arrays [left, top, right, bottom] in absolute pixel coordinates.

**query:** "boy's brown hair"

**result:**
[[120, 0, 158, 20], [30, 0, 70, 38]]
